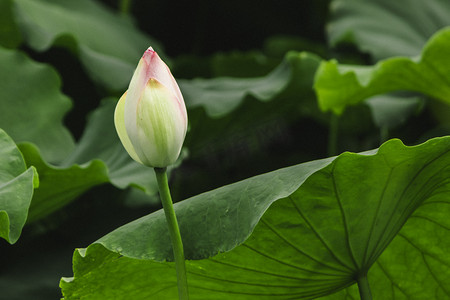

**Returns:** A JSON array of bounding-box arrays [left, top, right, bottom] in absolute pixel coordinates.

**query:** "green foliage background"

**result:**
[[0, 0, 449, 299]]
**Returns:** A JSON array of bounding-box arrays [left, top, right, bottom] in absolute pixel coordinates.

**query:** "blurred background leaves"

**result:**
[[0, 46, 74, 162], [0, 0, 449, 298], [0, 129, 38, 244], [327, 0, 450, 61]]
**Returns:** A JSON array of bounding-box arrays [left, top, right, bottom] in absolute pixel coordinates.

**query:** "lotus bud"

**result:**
[[114, 47, 188, 168]]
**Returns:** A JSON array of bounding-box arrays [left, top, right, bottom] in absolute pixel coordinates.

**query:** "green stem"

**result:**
[[328, 113, 339, 157], [119, 0, 132, 15], [154, 167, 189, 300], [357, 273, 372, 300]]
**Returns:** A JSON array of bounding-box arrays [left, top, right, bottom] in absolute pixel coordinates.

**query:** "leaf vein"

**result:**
[[331, 162, 359, 270], [208, 258, 317, 281], [369, 149, 450, 263], [410, 214, 450, 231], [397, 233, 450, 268], [241, 243, 343, 277], [288, 195, 354, 272], [422, 253, 450, 296], [376, 261, 411, 298], [363, 168, 393, 267]]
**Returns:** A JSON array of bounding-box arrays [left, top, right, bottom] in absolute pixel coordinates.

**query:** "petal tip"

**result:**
[[143, 46, 156, 57]]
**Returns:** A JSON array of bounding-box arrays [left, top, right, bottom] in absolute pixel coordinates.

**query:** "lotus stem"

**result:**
[[154, 167, 189, 300]]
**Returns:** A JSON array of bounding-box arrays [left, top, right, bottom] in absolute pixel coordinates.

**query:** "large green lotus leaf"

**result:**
[[315, 27, 450, 115], [0, 129, 38, 244], [0, 46, 74, 163], [328, 0, 450, 61], [61, 136, 450, 299], [13, 0, 163, 91]]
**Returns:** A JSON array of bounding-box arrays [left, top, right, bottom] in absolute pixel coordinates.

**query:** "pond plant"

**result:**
[[0, 0, 449, 299]]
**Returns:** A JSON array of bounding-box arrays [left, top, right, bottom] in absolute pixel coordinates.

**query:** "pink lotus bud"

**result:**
[[114, 47, 188, 168]]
